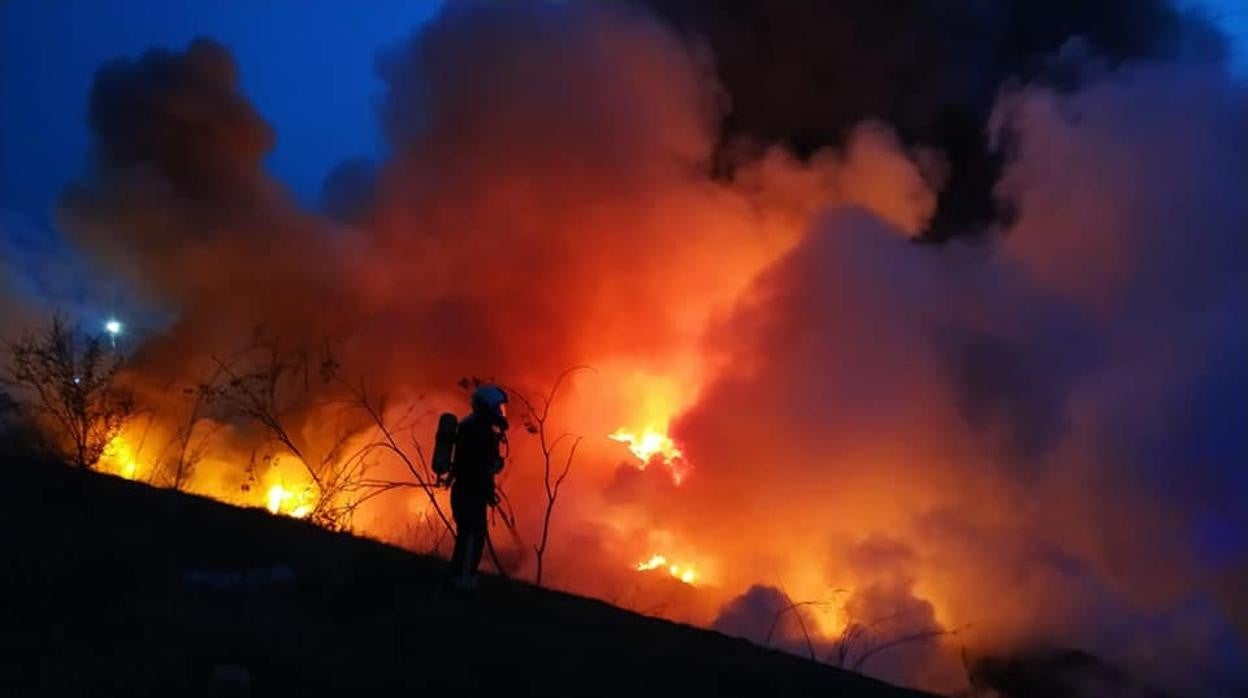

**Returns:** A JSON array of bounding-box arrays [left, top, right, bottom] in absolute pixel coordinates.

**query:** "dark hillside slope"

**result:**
[[0, 462, 932, 697]]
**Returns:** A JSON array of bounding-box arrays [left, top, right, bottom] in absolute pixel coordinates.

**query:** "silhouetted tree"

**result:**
[[767, 586, 966, 674], [3, 315, 133, 468], [143, 369, 222, 491], [509, 365, 592, 587], [164, 381, 218, 490], [336, 377, 455, 538], [197, 338, 370, 528], [830, 610, 960, 672]]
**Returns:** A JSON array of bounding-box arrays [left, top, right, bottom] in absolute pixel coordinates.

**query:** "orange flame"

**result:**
[[610, 428, 682, 463], [636, 554, 698, 585], [609, 427, 690, 484], [99, 434, 140, 480], [265, 483, 314, 519]]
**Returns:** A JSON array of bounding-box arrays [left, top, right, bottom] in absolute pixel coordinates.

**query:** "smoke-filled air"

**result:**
[[2, 2, 1244, 695]]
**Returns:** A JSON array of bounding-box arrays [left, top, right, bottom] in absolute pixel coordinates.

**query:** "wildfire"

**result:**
[[265, 484, 314, 519], [99, 434, 140, 480], [610, 428, 682, 462], [636, 554, 698, 585], [609, 427, 690, 484], [99, 435, 319, 519]]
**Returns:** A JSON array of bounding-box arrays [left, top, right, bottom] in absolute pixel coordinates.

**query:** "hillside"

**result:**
[[0, 461, 931, 697]]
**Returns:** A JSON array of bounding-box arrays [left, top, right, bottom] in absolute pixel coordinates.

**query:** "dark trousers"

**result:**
[[450, 482, 488, 579]]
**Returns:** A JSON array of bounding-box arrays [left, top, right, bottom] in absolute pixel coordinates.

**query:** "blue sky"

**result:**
[[0, 0, 441, 228], [0, 0, 1244, 235]]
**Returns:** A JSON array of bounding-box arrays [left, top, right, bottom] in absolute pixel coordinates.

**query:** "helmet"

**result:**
[[470, 385, 509, 423]]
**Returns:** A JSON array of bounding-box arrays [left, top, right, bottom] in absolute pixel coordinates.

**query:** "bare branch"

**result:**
[[3, 314, 133, 469], [772, 582, 818, 661], [849, 626, 965, 672], [338, 376, 455, 538], [514, 365, 593, 587]]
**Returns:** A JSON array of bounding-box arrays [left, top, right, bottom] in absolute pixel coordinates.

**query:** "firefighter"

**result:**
[[446, 385, 508, 590]]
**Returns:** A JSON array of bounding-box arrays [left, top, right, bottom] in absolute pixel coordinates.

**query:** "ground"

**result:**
[[0, 460, 932, 697]]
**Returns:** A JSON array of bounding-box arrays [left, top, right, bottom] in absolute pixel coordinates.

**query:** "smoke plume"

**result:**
[[4, 2, 1242, 694]]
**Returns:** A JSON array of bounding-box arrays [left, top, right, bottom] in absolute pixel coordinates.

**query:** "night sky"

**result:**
[[1, 1, 440, 230], [0, 0, 1242, 316], [2, 0, 1244, 241]]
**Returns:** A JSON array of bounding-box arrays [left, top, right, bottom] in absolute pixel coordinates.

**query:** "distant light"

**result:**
[[104, 319, 123, 335]]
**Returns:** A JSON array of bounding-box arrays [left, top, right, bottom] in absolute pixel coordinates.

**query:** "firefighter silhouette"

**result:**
[[433, 385, 508, 590]]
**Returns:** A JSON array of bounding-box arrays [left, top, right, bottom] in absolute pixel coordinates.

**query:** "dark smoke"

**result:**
[[320, 157, 377, 226], [638, 0, 1224, 240], [79, 38, 273, 205], [58, 37, 332, 318]]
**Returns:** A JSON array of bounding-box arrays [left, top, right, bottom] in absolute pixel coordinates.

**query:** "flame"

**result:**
[[100, 433, 319, 520], [610, 428, 682, 463], [264, 483, 314, 519], [265, 485, 285, 514], [99, 434, 140, 480], [609, 426, 690, 484], [636, 554, 698, 585]]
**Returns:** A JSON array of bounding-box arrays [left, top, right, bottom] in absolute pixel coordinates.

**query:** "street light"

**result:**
[[104, 318, 122, 348]]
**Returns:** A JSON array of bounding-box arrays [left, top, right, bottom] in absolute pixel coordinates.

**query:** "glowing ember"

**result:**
[[636, 554, 697, 585], [265, 484, 314, 519]]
